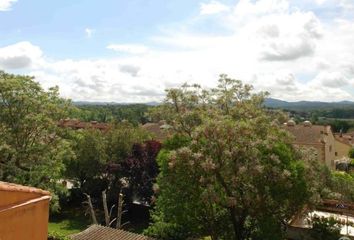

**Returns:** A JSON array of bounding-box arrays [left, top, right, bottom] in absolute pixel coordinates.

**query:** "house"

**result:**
[[0, 181, 51, 240], [70, 225, 155, 240], [58, 119, 110, 131], [283, 120, 336, 169], [141, 121, 172, 142]]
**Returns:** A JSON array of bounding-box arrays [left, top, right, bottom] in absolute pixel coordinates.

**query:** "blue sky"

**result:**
[[1, 0, 354, 102]]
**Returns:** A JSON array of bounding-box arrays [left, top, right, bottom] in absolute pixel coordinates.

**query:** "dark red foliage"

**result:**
[[121, 140, 162, 203]]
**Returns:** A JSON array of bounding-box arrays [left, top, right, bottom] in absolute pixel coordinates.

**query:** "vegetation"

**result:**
[[309, 216, 341, 240], [2, 71, 354, 239], [0, 71, 73, 211], [146, 75, 329, 240], [70, 104, 151, 125]]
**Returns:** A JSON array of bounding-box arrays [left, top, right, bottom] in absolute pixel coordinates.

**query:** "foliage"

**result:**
[[121, 140, 162, 203], [0, 71, 73, 212], [64, 129, 108, 197], [309, 216, 341, 240], [146, 74, 329, 240], [329, 172, 354, 201], [63, 121, 151, 203], [47, 231, 70, 240], [70, 104, 151, 125], [349, 148, 354, 159]]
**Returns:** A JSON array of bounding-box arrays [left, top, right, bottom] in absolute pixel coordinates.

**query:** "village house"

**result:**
[[283, 120, 336, 169], [58, 119, 110, 131], [141, 121, 172, 142]]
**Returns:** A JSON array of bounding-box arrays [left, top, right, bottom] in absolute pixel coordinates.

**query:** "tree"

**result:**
[[64, 128, 108, 196], [147, 75, 328, 240], [121, 140, 162, 204], [0, 71, 73, 211]]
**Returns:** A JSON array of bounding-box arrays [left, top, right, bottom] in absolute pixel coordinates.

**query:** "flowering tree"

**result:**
[[146, 75, 328, 240]]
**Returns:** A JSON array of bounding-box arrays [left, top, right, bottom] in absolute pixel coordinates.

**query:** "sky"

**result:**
[[1, 0, 354, 102]]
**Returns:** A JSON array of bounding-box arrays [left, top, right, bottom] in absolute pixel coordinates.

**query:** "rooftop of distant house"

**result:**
[[58, 119, 109, 131], [70, 225, 155, 240], [334, 131, 354, 147], [283, 120, 332, 145], [141, 120, 172, 142]]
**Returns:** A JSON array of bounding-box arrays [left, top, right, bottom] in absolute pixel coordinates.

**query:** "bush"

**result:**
[[309, 215, 341, 240], [48, 230, 70, 240]]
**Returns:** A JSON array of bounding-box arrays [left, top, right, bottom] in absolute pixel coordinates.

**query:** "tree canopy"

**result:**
[[146, 74, 329, 240], [0, 71, 73, 211]]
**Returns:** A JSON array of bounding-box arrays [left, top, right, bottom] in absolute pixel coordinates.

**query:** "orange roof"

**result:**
[[0, 181, 50, 196], [142, 122, 172, 141], [284, 124, 331, 145], [58, 119, 109, 131], [334, 133, 354, 147]]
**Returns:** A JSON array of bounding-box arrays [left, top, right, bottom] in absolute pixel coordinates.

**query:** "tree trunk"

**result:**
[[229, 207, 243, 240], [116, 192, 124, 229], [84, 193, 98, 224], [102, 190, 110, 226]]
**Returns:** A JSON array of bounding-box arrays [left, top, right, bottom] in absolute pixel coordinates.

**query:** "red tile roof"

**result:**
[[141, 122, 172, 141], [58, 119, 109, 131], [0, 181, 50, 196], [334, 133, 354, 146], [70, 225, 155, 240], [283, 124, 330, 145]]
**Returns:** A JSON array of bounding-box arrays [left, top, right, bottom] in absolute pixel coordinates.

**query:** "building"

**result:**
[[70, 225, 155, 240], [0, 181, 51, 240], [141, 121, 172, 142], [284, 120, 336, 169], [58, 119, 110, 131]]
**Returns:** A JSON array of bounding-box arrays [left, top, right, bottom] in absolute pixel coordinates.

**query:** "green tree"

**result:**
[[0, 71, 73, 211], [147, 75, 328, 240], [64, 129, 108, 192]]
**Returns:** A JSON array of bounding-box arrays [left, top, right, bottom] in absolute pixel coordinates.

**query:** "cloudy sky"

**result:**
[[1, 0, 354, 102]]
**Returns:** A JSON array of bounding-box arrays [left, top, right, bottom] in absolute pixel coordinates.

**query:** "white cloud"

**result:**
[[200, 1, 230, 15], [0, 0, 17, 11], [0, 41, 43, 69], [85, 28, 95, 38], [2, 0, 354, 102], [107, 44, 149, 55]]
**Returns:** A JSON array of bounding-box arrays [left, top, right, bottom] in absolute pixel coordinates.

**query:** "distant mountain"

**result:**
[[264, 98, 354, 111]]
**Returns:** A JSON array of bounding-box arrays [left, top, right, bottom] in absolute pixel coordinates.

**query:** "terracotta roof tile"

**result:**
[[0, 181, 50, 196], [142, 122, 171, 142], [70, 225, 155, 240], [58, 119, 109, 131], [284, 124, 329, 145], [334, 133, 354, 146]]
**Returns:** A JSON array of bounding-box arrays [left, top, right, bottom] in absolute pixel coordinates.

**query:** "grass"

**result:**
[[48, 208, 90, 236]]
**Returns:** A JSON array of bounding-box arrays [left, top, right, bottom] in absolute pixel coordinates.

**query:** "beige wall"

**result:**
[[334, 139, 351, 159], [324, 127, 336, 169], [0, 188, 50, 240]]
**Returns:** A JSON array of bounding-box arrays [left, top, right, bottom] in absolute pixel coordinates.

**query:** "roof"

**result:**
[[283, 124, 331, 145], [334, 133, 354, 147], [58, 119, 109, 131], [142, 122, 171, 141], [70, 225, 155, 240], [0, 181, 50, 196]]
